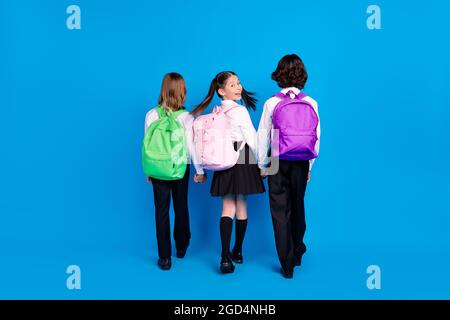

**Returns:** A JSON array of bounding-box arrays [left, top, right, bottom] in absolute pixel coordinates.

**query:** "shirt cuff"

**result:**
[[258, 162, 269, 170], [194, 166, 204, 175]]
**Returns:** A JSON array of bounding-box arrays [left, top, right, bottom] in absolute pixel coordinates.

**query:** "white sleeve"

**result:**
[[236, 108, 258, 162], [144, 109, 159, 134], [181, 114, 204, 175], [309, 101, 320, 171], [257, 99, 273, 169]]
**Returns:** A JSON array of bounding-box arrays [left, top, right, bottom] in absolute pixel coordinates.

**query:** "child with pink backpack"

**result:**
[[191, 71, 265, 274], [257, 54, 321, 279]]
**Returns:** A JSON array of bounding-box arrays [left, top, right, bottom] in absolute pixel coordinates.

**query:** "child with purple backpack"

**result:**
[[257, 54, 321, 279], [191, 71, 265, 274]]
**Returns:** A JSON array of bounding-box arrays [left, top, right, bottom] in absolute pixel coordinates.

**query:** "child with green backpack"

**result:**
[[142, 72, 206, 270]]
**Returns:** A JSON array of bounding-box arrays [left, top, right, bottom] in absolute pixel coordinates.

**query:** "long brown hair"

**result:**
[[158, 72, 186, 111], [191, 71, 257, 116]]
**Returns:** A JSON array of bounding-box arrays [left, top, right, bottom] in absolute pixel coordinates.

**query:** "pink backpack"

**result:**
[[193, 106, 245, 171]]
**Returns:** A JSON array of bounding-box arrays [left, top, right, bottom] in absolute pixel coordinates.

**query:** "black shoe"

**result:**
[[220, 256, 235, 274], [158, 258, 171, 270], [176, 248, 187, 259], [230, 250, 243, 264], [294, 255, 303, 266], [176, 241, 189, 259], [294, 246, 307, 266], [280, 267, 294, 279]]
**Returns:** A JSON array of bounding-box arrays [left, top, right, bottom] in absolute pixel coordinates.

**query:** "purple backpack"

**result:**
[[271, 90, 319, 161]]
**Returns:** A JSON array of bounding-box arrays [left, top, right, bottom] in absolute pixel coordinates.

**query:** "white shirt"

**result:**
[[220, 100, 258, 159], [144, 108, 204, 175], [257, 87, 321, 171]]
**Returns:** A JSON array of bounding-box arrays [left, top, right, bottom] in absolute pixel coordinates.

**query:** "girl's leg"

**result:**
[[235, 195, 247, 220], [220, 194, 236, 258], [222, 194, 237, 219], [219, 195, 236, 273], [232, 195, 248, 262]]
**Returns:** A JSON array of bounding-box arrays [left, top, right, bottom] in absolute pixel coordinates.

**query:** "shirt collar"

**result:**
[[221, 99, 242, 111], [280, 87, 301, 94]]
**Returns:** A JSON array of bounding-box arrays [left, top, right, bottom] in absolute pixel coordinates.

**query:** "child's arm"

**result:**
[[236, 108, 258, 163], [144, 109, 158, 134], [257, 98, 275, 169], [144, 109, 158, 182], [308, 99, 320, 171], [182, 114, 205, 176]]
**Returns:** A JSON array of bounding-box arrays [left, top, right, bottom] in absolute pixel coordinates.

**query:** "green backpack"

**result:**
[[142, 106, 188, 180]]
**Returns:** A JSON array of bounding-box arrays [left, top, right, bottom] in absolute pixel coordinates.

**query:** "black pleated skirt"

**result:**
[[210, 141, 266, 197]]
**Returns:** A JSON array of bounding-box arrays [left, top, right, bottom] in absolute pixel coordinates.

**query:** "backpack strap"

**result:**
[[223, 105, 239, 114], [274, 90, 307, 100], [171, 109, 187, 119], [274, 92, 286, 99], [156, 106, 168, 118], [213, 105, 222, 114], [236, 140, 246, 152], [156, 106, 186, 119], [296, 92, 307, 100]]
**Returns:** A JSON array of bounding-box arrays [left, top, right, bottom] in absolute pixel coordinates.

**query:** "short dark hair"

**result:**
[[271, 54, 308, 89]]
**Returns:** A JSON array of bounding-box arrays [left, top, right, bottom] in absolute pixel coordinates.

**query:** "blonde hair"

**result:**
[[158, 72, 186, 111]]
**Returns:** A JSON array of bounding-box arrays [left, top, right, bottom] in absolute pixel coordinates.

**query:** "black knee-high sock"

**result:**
[[233, 219, 248, 253], [220, 217, 233, 258]]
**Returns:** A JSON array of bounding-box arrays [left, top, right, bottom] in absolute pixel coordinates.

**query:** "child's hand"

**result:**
[[194, 174, 206, 183], [147, 176, 152, 184], [307, 171, 311, 183], [196, 174, 207, 183], [260, 169, 269, 178]]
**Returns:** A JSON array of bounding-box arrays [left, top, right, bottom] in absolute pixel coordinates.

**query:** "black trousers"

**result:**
[[151, 165, 191, 259], [268, 160, 309, 271]]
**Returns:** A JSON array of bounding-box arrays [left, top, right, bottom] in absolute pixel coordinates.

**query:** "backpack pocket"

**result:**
[[277, 132, 317, 160], [143, 155, 186, 180]]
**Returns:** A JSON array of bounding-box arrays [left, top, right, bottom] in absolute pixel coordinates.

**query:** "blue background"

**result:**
[[1, 0, 449, 299]]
